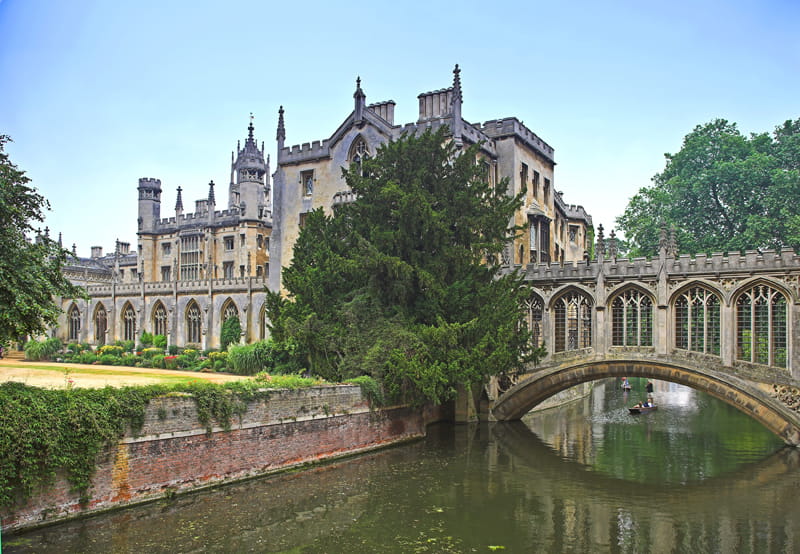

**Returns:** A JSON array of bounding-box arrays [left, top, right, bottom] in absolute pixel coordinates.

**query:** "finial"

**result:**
[[595, 224, 605, 261], [277, 105, 286, 143], [354, 76, 365, 99], [72, 243, 77, 256], [248, 112, 254, 139], [453, 64, 462, 99], [208, 180, 216, 205], [175, 186, 184, 212], [58, 232, 63, 247]]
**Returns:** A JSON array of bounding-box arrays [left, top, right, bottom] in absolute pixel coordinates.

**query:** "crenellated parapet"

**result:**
[[480, 118, 555, 163]]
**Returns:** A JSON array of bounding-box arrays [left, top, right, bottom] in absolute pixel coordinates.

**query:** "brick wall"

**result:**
[[1, 386, 446, 532]]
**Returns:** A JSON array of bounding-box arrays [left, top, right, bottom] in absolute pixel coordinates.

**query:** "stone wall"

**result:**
[[1, 386, 445, 533]]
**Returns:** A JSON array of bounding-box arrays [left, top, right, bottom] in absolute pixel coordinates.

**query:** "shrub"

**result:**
[[168, 344, 179, 356], [221, 316, 242, 351], [141, 347, 162, 359], [153, 334, 167, 349], [77, 352, 97, 364], [114, 340, 135, 352], [182, 348, 199, 362], [151, 354, 165, 369], [99, 354, 118, 366], [24, 338, 62, 361], [98, 345, 124, 357], [227, 343, 262, 375], [139, 332, 154, 348]]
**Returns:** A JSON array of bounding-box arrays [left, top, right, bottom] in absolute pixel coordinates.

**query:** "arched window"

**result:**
[[186, 301, 202, 344], [222, 300, 239, 323], [675, 286, 721, 355], [122, 304, 136, 342], [94, 304, 107, 345], [152, 302, 168, 337], [553, 290, 593, 352], [68, 304, 81, 342], [611, 288, 653, 347], [524, 293, 544, 348], [259, 304, 269, 340], [736, 284, 788, 368], [349, 136, 370, 176]]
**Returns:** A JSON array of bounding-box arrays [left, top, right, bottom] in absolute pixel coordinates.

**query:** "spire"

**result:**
[[175, 186, 184, 215], [354, 76, 366, 125], [595, 224, 605, 261], [72, 243, 77, 256], [276, 105, 285, 149], [248, 112, 255, 140], [58, 232, 63, 248], [451, 64, 463, 146], [208, 180, 216, 205]]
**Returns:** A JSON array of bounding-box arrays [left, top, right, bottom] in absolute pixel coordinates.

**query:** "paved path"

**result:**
[[0, 357, 248, 389]]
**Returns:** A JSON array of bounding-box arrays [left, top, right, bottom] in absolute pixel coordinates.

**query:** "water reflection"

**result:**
[[6, 381, 800, 553]]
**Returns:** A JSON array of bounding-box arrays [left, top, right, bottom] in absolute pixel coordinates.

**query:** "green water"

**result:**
[[5, 380, 800, 553]]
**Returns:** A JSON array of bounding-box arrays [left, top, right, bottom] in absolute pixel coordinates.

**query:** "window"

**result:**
[[180, 235, 201, 280], [94, 305, 107, 345], [153, 303, 167, 337], [186, 301, 201, 344], [162, 243, 171, 256], [239, 265, 245, 278], [533, 171, 540, 198], [223, 301, 239, 323], [119, 269, 125, 280], [611, 289, 653, 347], [223, 262, 234, 280], [224, 236, 235, 251], [554, 291, 592, 352], [259, 304, 269, 340], [301, 170, 314, 195], [299, 213, 307, 228], [349, 137, 370, 176], [569, 225, 578, 243], [68, 304, 81, 342], [264, 237, 270, 251], [122, 304, 136, 342], [544, 178, 551, 204], [257, 234, 263, 249], [525, 294, 544, 349], [675, 286, 721, 355], [520, 163, 528, 191], [240, 234, 245, 247], [161, 266, 171, 281], [736, 284, 788, 367], [256, 266, 263, 277]]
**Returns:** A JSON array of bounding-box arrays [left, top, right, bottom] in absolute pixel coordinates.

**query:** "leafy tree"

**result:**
[[268, 128, 544, 404], [617, 118, 800, 257], [220, 315, 241, 350], [0, 135, 82, 344]]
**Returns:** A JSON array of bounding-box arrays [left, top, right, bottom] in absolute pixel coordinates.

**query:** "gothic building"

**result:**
[[269, 65, 592, 292], [53, 66, 592, 349], [55, 120, 272, 349]]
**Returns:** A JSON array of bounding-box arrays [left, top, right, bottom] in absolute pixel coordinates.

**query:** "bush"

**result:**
[[77, 352, 97, 364], [98, 345, 124, 357], [141, 347, 162, 359], [114, 340, 135, 352], [227, 343, 263, 375], [168, 344, 179, 356], [24, 338, 62, 361], [139, 331, 154, 348], [153, 334, 167, 349], [99, 354, 118, 366], [151, 354, 165, 369]]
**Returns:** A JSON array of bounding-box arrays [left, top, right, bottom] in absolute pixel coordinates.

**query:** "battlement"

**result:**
[[521, 247, 800, 282], [480, 118, 555, 162], [138, 177, 162, 188]]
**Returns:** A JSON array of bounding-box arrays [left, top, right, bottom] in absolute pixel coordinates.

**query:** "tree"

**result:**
[[616, 118, 800, 257], [0, 135, 82, 344], [220, 315, 241, 350], [268, 128, 542, 404]]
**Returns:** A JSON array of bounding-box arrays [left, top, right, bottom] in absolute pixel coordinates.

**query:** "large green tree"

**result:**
[[617, 118, 800, 257], [267, 128, 541, 404], [0, 135, 82, 343]]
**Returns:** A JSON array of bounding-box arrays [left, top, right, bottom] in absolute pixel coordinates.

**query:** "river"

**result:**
[[5, 379, 800, 553]]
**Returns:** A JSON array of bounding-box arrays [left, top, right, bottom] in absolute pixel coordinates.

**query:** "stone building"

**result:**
[[54, 120, 272, 349], [270, 65, 592, 292], [53, 66, 592, 349]]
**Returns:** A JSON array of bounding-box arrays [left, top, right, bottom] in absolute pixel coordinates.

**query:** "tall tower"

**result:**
[[137, 178, 162, 233], [230, 115, 268, 221]]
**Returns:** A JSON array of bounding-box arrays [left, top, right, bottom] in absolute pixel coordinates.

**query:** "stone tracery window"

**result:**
[[222, 300, 239, 323], [524, 293, 544, 349], [186, 301, 202, 344], [153, 302, 168, 337], [94, 304, 107, 345], [736, 283, 788, 368], [611, 288, 653, 347], [674, 286, 721, 355], [349, 136, 370, 176], [553, 290, 593, 352], [122, 303, 136, 342], [68, 304, 81, 342]]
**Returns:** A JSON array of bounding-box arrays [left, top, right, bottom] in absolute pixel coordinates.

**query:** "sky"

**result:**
[[1, 0, 798, 256]]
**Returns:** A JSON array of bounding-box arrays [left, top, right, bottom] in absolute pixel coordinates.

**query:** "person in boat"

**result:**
[[646, 380, 654, 394], [622, 377, 631, 390]]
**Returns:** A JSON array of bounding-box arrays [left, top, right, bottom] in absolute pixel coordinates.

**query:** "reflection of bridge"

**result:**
[[487, 245, 800, 445]]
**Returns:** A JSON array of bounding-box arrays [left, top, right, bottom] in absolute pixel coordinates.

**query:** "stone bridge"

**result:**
[[486, 245, 800, 445]]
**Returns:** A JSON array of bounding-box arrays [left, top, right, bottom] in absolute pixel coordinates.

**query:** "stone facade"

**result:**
[[54, 120, 272, 349], [270, 65, 592, 292]]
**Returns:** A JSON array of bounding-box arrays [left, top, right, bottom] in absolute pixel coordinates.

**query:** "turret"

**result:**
[[138, 178, 162, 233], [231, 115, 267, 221]]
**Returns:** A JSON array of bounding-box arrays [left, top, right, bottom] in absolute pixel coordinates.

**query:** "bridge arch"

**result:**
[[491, 359, 800, 445]]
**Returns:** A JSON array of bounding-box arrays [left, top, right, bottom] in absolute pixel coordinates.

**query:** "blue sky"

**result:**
[[1, 0, 798, 255]]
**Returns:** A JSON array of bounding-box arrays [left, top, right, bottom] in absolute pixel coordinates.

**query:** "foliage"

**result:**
[[617, 118, 800, 257], [344, 375, 384, 406], [221, 316, 242, 351], [268, 128, 539, 404], [139, 331, 154, 348], [153, 334, 167, 349], [0, 136, 85, 344], [114, 339, 135, 352], [23, 337, 62, 361], [0, 376, 328, 509], [141, 347, 162, 359], [97, 344, 124, 357]]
